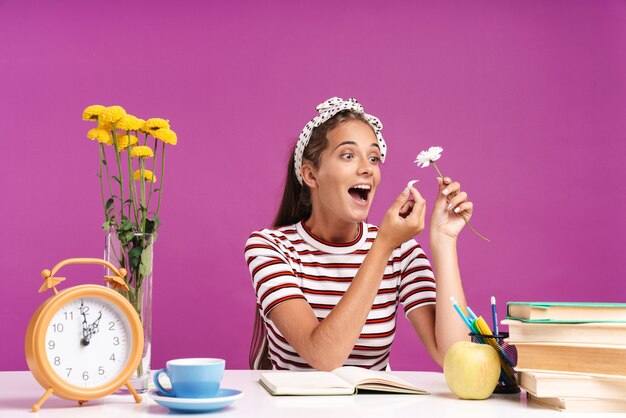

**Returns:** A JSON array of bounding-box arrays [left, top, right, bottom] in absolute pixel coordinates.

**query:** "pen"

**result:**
[[491, 296, 499, 335], [450, 297, 474, 332], [465, 306, 479, 322]]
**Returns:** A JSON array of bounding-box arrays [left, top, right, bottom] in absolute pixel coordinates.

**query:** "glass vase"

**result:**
[[104, 232, 153, 393]]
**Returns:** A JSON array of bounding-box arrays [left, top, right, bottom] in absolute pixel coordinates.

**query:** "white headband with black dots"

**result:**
[[294, 97, 387, 185]]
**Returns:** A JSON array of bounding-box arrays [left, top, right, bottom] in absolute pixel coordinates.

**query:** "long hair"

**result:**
[[249, 110, 371, 369]]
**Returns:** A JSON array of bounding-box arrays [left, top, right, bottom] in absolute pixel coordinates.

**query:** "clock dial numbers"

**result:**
[[45, 297, 132, 387]]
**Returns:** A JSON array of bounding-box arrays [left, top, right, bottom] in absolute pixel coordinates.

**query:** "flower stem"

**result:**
[[111, 128, 125, 220], [98, 145, 106, 217], [125, 131, 139, 225], [432, 162, 490, 242], [140, 158, 147, 232], [147, 137, 158, 212], [156, 142, 166, 215], [100, 143, 116, 216]]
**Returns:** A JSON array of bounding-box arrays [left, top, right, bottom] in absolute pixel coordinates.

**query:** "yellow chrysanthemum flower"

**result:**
[[87, 128, 113, 145], [130, 145, 154, 158], [82, 105, 105, 121], [98, 105, 127, 125], [152, 128, 178, 145], [117, 114, 143, 131], [142, 118, 170, 131], [98, 121, 113, 131], [117, 134, 139, 151], [133, 169, 157, 183]]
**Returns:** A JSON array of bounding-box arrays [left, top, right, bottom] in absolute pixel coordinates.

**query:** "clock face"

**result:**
[[44, 296, 132, 388]]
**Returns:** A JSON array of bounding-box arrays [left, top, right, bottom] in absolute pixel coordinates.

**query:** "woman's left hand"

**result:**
[[430, 176, 473, 239]]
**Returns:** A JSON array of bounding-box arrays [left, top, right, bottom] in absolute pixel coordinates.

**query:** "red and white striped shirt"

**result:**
[[244, 221, 436, 370]]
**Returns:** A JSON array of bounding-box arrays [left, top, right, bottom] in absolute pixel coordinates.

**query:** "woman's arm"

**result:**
[[269, 187, 426, 371], [407, 177, 473, 366]]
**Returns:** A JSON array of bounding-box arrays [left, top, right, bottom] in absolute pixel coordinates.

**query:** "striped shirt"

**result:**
[[244, 221, 436, 370]]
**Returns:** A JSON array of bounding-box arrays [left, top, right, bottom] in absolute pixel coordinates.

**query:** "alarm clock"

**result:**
[[25, 258, 144, 411]]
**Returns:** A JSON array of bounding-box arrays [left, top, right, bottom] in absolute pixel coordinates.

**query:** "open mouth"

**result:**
[[348, 184, 371, 203]]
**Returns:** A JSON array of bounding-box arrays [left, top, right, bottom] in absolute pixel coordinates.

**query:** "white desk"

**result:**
[[0, 370, 620, 417]]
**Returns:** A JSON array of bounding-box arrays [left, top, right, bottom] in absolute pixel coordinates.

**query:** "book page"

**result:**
[[259, 371, 354, 395], [332, 367, 428, 393]]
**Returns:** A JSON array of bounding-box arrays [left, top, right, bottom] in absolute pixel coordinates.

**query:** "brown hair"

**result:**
[[249, 110, 372, 369]]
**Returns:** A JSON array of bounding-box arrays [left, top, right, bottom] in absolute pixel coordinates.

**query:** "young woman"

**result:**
[[245, 97, 471, 371]]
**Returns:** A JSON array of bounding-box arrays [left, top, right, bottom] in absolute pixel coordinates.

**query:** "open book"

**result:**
[[259, 367, 429, 396]]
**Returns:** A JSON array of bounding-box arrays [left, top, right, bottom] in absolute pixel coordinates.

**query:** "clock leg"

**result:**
[[125, 381, 142, 403], [78, 400, 88, 406], [32, 387, 54, 412]]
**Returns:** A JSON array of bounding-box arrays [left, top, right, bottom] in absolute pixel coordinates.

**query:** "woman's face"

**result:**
[[306, 119, 382, 224]]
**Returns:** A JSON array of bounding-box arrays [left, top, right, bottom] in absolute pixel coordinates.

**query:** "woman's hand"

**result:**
[[430, 177, 473, 239], [377, 186, 426, 250]]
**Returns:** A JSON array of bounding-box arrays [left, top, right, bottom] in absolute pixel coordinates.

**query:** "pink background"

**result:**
[[1, 0, 625, 372]]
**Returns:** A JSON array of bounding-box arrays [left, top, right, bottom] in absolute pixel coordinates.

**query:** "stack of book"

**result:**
[[505, 302, 626, 413]]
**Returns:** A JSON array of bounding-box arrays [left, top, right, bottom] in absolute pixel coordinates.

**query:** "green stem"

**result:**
[[98, 145, 106, 217], [431, 162, 490, 242], [111, 128, 125, 220], [100, 143, 116, 217], [147, 137, 158, 212], [156, 142, 166, 215], [125, 131, 139, 225], [140, 158, 147, 232]]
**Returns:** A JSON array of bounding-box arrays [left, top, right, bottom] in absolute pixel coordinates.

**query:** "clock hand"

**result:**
[[87, 311, 103, 338], [80, 300, 91, 346]]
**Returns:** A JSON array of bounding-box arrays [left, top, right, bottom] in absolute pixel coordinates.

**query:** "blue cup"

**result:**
[[153, 358, 225, 398]]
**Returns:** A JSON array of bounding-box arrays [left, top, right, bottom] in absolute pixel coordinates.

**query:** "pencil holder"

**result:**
[[470, 332, 520, 394]]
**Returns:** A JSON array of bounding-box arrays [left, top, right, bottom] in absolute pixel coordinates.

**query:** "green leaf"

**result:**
[[102, 159, 107, 166], [153, 213, 161, 228], [112, 176, 122, 185], [105, 198, 115, 211], [139, 244, 153, 278], [129, 246, 142, 270]]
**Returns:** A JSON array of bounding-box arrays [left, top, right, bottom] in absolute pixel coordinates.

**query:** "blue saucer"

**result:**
[[150, 388, 243, 413]]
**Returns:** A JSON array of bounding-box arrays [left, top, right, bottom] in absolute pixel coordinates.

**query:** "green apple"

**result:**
[[443, 341, 500, 400]]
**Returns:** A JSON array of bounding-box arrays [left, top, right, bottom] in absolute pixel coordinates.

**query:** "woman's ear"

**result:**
[[301, 163, 318, 189]]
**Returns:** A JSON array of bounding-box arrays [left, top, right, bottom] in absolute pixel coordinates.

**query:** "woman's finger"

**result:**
[[442, 181, 461, 198], [453, 201, 473, 217], [399, 201, 414, 218], [447, 191, 468, 211], [407, 187, 426, 223]]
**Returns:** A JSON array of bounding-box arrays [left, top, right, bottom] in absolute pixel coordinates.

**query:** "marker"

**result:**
[[491, 296, 499, 335], [450, 297, 474, 332]]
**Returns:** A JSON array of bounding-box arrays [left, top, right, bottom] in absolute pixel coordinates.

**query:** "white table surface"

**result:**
[[0, 370, 622, 417]]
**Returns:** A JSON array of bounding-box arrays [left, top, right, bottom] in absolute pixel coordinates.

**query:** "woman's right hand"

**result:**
[[377, 186, 426, 250]]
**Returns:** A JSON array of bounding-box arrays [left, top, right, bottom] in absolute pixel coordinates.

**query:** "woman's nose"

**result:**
[[358, 161, 374, 176]]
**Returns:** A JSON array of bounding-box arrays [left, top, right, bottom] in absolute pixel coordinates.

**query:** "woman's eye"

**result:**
[[341, 153, 354, 160], [369, 156, 380, 164]]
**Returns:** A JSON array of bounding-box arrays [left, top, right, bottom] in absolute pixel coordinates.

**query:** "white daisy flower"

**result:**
[[415, 146, 443, 168]]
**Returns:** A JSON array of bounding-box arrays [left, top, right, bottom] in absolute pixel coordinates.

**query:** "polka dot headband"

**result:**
[[294, 97, 387, 185]]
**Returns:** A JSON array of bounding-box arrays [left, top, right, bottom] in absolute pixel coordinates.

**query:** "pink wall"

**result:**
[[1, 0, 625, 372]]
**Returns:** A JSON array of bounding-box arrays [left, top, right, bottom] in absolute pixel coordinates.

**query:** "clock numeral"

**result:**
[[53, 323, 64, 333], [98, 366, 105, 375], [110, 353, 116, 362], [54, 356, 60, 366], [48, 340, 55, 350], [109, 321, 115, 331], [66, 368, 72, 378], [80, 305, 90, 315], [64, 311, 74, 321], [82, 371, 89, 381], [113, 337, 119, 346]]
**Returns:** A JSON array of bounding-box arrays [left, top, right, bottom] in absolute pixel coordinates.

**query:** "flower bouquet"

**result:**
[[82, 105, 178, 391]]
